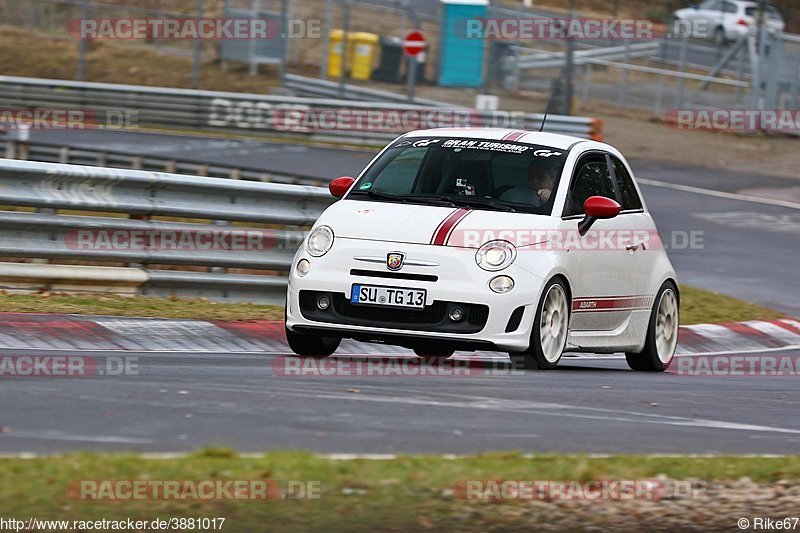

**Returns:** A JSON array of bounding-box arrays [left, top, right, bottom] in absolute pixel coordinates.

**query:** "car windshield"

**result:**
[[347, 137, 569, 215]]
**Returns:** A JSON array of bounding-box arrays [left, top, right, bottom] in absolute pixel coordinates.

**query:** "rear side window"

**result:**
[[611, 156, 643, 211], [564, 155, 615, 217]]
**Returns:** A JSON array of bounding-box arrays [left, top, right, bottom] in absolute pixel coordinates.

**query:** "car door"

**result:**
[[718, 1, 738, 39], [694, 0, 722, 37], [557, 152, 640, 332], [608, 155, 655, 306]]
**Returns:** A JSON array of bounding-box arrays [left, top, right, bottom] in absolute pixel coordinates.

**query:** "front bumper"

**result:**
[[285, 238, 546, 352]]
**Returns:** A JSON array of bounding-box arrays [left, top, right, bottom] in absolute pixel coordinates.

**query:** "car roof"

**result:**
[[401, 128, 589, 150]]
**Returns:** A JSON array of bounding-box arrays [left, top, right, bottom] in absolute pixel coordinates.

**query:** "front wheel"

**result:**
[[285, 327, 340, 357], [509, 278, 570, 370], [625, 281, 679, 372]]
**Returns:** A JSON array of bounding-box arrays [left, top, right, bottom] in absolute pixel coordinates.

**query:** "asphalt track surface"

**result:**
[[2, 129, 798, 454]]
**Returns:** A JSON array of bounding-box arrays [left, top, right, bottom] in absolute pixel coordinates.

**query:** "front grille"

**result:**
[[349, 269, 438, 282], [299, 290, 489, 333]]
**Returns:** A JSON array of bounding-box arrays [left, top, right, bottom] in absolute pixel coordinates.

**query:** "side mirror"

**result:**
[[329, 176, 355, 199], [578, 196, 621, 236]]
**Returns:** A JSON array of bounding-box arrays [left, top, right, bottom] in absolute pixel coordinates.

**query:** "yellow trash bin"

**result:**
[[327, 29, 346, 78], [350, 32, 379, 80], [328, 30, 379, 79]]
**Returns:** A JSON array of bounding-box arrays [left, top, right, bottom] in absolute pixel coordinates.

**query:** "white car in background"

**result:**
[[285, 129, 680, 371], [673, 0, 785, 43]]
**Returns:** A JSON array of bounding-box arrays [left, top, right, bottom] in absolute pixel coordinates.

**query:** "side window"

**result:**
[[721, 1, 736, 14], [611, 156, 643, 211], [564, 155, 615, 217]]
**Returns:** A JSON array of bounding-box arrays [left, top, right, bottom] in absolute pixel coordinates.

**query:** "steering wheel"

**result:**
[[492, 184, 516, 198]]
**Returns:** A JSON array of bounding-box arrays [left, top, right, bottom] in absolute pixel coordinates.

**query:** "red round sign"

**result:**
[[403, 30, 426, 57]]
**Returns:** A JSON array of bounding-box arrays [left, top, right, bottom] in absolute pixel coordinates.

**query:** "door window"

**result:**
[[564, 154, 616, 217]]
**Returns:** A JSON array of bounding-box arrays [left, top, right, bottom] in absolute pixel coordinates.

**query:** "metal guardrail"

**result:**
[[517, 42, 661, 70], [0, 158, 335, 304], [0, 76, 604, 141], [284, 74, 450, 107], [0, 138, 326, 186]]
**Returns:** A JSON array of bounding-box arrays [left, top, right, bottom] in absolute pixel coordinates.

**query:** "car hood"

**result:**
[[318, 199, 556, 248]]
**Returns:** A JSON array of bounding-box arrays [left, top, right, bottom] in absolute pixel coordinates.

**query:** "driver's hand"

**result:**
[[538, 188, 552, 202]]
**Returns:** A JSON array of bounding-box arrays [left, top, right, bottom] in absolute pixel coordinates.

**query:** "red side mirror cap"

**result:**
[[329, 176, 355, 198], [583, 196, 621, 219]]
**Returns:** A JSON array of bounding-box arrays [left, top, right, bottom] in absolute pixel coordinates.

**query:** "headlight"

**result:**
[[307, 226, 334, 257], [475, 240, 516, 271]]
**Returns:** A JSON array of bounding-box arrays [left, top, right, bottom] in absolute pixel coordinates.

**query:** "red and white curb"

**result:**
[[0, 312, 798, 357]]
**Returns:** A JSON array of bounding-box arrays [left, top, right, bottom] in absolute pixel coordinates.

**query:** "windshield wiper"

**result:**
[[440, 196, 517, 212], [349, 189, 401, 201], [349, 190, 456, 207]]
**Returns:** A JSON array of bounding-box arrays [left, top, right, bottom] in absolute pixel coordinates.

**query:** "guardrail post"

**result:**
[[4, 139, 16, 159], [165, 160, 177, 173], [59, 147, 70, 164], [132, 156, 143, 170]]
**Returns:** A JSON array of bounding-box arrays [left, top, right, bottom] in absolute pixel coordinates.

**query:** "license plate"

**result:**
[[350, 284, 426, 309]]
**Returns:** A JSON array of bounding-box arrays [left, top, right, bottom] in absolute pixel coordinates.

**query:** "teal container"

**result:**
[[438, 0, 488, 87]]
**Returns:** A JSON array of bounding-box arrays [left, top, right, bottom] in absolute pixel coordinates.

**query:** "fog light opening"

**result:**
[[490, 275, 515, 294], [296, 259, 310, 277], [317, 296, 330, 311], [449, 307, 464, 322]]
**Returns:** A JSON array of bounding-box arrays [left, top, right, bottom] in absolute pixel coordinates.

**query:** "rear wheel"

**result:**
[[509, 278, 569, 370], [713, 26, 727, 45], [285, 327, 340, 357], [625, 281, 679, 372]]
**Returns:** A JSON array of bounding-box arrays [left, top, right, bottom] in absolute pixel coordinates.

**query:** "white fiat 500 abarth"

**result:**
[[285, 129, 679, 371]]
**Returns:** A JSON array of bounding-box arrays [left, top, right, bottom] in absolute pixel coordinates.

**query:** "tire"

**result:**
[[625, 281, 679, 372], [713, 26, 727, 45], [285, 327, 340, 357], [508, 278, 570, 370]]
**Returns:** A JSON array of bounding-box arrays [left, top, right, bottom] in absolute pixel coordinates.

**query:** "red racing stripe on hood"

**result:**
[[431, 208, 471, 246]]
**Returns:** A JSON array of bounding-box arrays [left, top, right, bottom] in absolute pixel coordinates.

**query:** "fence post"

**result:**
[[617, 40, 631, 109], [76, 0, 89, 81], [676, 33, 688, 108]]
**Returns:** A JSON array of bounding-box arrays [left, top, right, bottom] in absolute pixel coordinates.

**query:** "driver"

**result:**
[[498, 160, 558, 207], [527, 160, 557, 204]]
